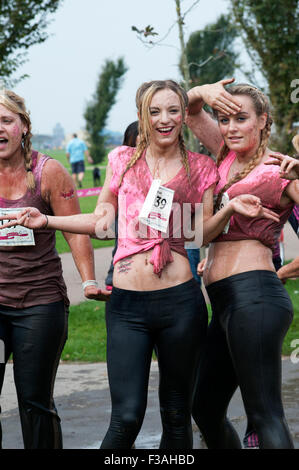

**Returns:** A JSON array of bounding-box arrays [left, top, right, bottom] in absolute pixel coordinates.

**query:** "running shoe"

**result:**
[[243, 431, 259, 449]]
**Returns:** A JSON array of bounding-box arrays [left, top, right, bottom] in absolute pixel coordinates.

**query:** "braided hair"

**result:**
[[118, 80, 190, 187], [214, 84, 273, 210], [0, 89, 35, 191]]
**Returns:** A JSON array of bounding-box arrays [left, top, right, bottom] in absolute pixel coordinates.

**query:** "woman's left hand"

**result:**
[[265, 152, 299, 180], [230, 194, 280, 222], [84, 285, 112, 301]]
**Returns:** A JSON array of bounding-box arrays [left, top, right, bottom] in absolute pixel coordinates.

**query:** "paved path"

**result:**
[[1, 222, 298, 449]]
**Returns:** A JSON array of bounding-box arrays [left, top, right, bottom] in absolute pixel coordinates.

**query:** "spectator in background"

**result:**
[[66, 133, 93, 188]]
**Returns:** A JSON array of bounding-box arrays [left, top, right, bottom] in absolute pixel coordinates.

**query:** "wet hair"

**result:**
[[214, 83, 273, 209], [118, 80, 189, 186], [122, 121, 139, 147], [0, 89, 35, 191]]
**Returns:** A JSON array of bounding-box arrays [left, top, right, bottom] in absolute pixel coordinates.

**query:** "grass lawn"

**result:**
[[61, 277, 299, 362]]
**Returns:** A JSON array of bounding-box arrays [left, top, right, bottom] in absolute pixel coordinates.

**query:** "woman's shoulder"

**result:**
[[187, 150, 217, 170], [108, 145, 136, 163]]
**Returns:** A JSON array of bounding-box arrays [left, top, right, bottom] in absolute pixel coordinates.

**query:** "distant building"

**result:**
[[52, 123, 65, 148], [32, 123, 66, 150]]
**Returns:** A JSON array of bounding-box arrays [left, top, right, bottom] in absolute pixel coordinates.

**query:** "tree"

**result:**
[[182, 14, 239, 86], [84, 58, 127, 164], [132, 0, 200, 150], [230, 0, 299, 153], [0, 0, 62, 85]]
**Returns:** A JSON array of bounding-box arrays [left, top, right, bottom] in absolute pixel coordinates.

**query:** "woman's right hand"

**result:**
[[0, 207, 48, 230], [195, 78, 242, 115], [197, 258, 207, 276]]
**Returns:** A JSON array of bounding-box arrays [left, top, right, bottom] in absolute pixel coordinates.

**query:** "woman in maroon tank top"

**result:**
[[0, 89, 100, 449]]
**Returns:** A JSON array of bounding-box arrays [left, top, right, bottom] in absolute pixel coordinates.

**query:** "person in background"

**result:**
[[0, 89, 100, 449], [66, 133, 93, 188]]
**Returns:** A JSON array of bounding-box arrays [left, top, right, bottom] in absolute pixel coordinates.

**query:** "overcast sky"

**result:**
[[13, 0, 234, 137]]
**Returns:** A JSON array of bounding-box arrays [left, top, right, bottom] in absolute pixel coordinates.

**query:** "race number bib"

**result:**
[[214, 192, 230, 234], [139, 179, 174, 233], [0, 208, 35, 246]]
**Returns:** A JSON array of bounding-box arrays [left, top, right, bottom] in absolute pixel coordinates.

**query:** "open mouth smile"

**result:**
[[157, 127, 174, 136]]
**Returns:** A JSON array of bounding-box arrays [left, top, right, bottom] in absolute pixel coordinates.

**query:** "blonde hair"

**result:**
[[214, 84, 273, 209], [0, 89, 35, 191], [292, 134, 299, 156], [119, 80, 190, 186]]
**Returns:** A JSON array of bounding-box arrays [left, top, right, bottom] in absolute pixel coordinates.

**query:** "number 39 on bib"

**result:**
[[139, 179, 174, 233]]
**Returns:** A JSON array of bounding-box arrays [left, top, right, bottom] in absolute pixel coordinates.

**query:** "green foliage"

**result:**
[[182, 14, 239, 86], [0, 0, 62, 85], [84, 58, 127, 164], [230, 0, 299, 153]]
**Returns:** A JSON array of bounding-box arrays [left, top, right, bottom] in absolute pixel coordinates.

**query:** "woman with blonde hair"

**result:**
[[186, 80, 298, 448], [1, 80, 278, 449], [0, 89, 99, 448]]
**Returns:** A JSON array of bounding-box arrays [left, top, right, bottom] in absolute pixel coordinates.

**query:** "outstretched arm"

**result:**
[[0, 164, 117, 237]]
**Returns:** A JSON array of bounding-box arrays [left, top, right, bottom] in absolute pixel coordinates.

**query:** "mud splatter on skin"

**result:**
[[61, 189, 75, 200]]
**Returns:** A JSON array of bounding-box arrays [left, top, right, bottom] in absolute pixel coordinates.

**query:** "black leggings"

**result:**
[[0, 301, 68, 449], [101, 279, 208, 449], [192, 270, 294, 449]]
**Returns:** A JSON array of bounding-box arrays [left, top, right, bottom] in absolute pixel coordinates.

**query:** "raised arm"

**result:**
[[186, 78, 242, 156]]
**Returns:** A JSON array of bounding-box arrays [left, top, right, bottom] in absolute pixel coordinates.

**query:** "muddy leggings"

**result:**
[[0, 301, 68, 449], [101, 279, 208, 449], [192, 270, 294, 449]]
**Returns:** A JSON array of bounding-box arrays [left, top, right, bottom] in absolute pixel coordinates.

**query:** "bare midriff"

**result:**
[[113, 250, 193, 291], [203, 239, 275, 286]]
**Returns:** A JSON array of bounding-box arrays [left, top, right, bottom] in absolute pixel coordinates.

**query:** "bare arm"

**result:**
[[41, 159, 96, 293], [277, 257, 299, 282], [200, 186, 280, 246], [285, 180, 299, 205], [85, 149, 94, 164], [186, 78, 242, 156]]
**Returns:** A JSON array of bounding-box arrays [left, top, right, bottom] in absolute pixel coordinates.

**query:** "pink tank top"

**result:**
[[109, 146, 219, 276], [214, 150, 294, 250], [0, 151, 69, 308]]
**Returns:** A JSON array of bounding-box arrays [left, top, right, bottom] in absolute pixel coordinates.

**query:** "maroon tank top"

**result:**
[[0, 151, 69, 309]]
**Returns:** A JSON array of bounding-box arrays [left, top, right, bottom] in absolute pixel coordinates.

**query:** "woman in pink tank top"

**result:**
[[187, 80, 298, 449], [1, 79, 278, 449], [0, 89, 98, 449]]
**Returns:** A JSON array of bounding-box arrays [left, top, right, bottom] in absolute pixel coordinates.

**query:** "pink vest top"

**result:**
[[0, 151, 69, 309], [109, 146, 219, 276], [214, 150, 294, 250]]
